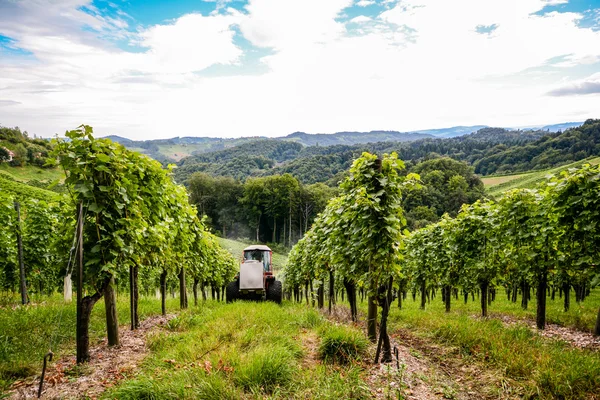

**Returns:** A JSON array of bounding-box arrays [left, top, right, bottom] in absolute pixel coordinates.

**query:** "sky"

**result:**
[[0, 0, 600, 140]]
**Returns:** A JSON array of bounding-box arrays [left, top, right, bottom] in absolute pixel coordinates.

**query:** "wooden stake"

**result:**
[[14, 201, 28, 305]]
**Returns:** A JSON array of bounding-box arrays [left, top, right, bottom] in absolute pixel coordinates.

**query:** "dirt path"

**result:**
[[364, 330, 521, 400], [9, 314, 175, 400], [486, 312, 600, 350], [324, 305, 521, 399]]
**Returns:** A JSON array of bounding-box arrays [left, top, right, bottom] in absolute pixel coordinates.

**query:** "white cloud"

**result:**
[[0, 0, 599, 139], [239, 0, 352, 50], [350, 15, 372, 23], [137, 13, 243, 73], [356, 0, 376, 6]]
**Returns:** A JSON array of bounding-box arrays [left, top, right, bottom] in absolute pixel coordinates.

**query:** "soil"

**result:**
[[486, 312, 600, 350], [8, 314, 175, 400], [324, 305, 522, 399]]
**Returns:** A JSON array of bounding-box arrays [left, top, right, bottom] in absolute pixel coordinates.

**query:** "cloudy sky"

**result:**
[[1, 0, 600, 139]]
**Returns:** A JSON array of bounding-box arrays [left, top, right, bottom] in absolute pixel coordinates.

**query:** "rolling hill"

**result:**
[[482, 156, 600, 197], [101, 125, 491, 163]]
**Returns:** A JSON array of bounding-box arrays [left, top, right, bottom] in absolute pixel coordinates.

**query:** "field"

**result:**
[[0, 165, 64, 183], [124, 138, 259, 163], [2, 285, 599, 399], [482, 157, 600, 197]]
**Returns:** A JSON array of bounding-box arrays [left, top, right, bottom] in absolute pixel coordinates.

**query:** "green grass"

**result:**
[[104, 301, 370, 399], [482, 157, 600, 197], [0, 294, 180, 392], [385, 288, 600, 399], [216, 237, 289, 274], [317, 324, 368, 364], [0, 164, 64, 183]]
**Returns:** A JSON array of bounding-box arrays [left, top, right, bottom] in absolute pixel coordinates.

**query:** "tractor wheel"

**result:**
[[267, 280, 283, 304], [226, 280, 239, 303]]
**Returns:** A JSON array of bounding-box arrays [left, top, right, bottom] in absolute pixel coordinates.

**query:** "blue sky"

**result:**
[[1, 0, 600, 139]]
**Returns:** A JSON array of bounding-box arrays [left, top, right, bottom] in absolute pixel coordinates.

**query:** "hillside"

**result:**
[[102, 126, 489, 163], [102, 121, 586, 166], [172, 126, 552, 184], [0, 173, 61, 201], [284, 130, 433, 145], [103, 135, 261, 163], [0, 126, 53, 168], [483, 156, 600, 197]]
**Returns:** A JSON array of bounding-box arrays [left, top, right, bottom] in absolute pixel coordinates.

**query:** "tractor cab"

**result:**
[[243, 245, 272, 273]]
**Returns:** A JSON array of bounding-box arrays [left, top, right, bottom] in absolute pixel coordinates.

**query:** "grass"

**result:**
[[103, 301, 371, 399], [317, 324, 368, 364], [482, 156, 600, 197], [216, 237, 289, 274], [385, 288, 600, 399], [0, 164, 64, 183], [0, 294, 180, 392], [3, 284, 597, 398]]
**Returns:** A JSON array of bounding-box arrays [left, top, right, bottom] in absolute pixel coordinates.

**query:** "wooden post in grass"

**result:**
[[328, 270, 334, 314], [76, 201, 84, 362], [104, 276, 119, 346], [14, 202, 28, 305]]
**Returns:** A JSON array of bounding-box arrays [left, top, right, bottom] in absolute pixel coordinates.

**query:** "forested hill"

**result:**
[[103, 126, 487, 163], [285, 130, 435, 146], [174, 120, 600, 185]]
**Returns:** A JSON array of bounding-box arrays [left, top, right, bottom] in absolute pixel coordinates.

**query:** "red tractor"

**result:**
[[226, 245, 282, 304]]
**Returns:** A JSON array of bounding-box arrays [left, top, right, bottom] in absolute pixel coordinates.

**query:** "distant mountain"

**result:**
[[541, 122, 583, 132], [100, 123, 578, 164], [281, 126, 490, 145], [99, 135, 261, 163], [411, 125, 488, 138], [517, 122, 584, 133], [103, 135, 136, 146]]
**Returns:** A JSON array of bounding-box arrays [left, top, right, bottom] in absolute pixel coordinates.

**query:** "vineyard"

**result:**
[[1, 133, 600, 399], [0, 126, 239, 393], [284, 152, 600, 397]]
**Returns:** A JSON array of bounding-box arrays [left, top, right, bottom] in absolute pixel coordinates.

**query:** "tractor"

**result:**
[[226, 245, 283, 304]]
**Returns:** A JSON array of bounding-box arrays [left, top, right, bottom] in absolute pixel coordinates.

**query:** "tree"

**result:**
[[241, 177, 267, 242], [188, 172, 216, 217], [0, 147, 10, 162]]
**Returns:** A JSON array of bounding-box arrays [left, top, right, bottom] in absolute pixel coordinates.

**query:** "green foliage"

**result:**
[[0, 125, 53, 168], [285, 152, 414, 312], [184, 154, 482, 240], [404, 157, 485, 228], [472, 119, 600, 175], [0, 174, 60, 202], [404, 160, 600, 325], [49, 125, 236, 299], [176, 140, 303, 181]]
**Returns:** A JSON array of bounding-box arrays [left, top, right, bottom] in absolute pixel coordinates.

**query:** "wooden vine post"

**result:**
[[14, 201, 28, 305], [75, 201, 85, 362]]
